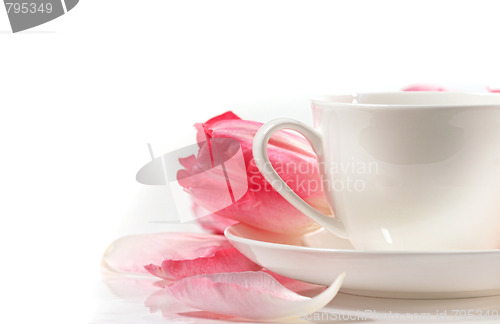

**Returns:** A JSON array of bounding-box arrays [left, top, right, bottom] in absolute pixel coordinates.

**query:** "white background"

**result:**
[[1, 1, 500, 323]]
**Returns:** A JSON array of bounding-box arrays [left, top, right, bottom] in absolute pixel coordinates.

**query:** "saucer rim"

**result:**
[[224, 223, 500, 256]]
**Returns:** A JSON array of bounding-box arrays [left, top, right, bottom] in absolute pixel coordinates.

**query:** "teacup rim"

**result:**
[[312, 91, 500, 109]]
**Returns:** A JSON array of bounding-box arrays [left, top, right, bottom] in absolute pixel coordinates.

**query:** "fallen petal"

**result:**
[[168, 271, 346, 321], [146, 285, 239, 322], [264, 270, 326, 297], [145, 286, 196, 316], [145, 248, 262, 281], [102, 274, 160, 301], [102, 232, 233, 275]]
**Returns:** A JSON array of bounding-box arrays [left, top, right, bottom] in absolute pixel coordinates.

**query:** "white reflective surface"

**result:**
[[92, 274, 500, 323]]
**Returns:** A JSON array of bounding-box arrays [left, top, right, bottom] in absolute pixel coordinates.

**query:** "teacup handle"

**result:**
[[253, 118, 348, 239]]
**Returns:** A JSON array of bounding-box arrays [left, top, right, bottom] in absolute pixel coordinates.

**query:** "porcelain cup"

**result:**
[[253, 92, 500, 250]]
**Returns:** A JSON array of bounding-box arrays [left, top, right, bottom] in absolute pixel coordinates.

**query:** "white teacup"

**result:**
[[253, 92, 500, 250]]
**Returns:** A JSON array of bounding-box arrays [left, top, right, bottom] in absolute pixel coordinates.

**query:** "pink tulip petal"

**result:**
[[145, 287, 196, 316], [178, 155, 198, 169], [193, 203, 238, 234], [102, 274, 160, 301], [102, 232, 233, 275], [177, 138, 249, 216], [405, 84, 500, 93], [145, 248, 262, 281], [403, 84, 448, 91], [168, 271, 346, 321], [146, 289, 234, 322], [204, 117, 316, 159], [195, 111, 242, 145], [146, 284, 236, 321], [264, 270, 327, 296]]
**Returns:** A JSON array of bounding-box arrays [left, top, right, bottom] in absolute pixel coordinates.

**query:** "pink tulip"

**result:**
[[103, 111, 349, 321], [402, 84, 448, 91], [404, 84, 500, 93], [179, 111, 331, 235]]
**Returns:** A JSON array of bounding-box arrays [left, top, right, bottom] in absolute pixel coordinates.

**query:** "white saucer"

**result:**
[[225, 223, 500, 299]]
